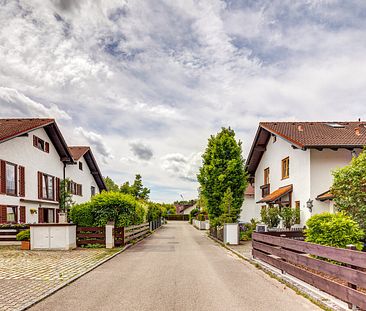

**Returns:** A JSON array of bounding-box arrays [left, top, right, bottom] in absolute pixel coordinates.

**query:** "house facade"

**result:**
[[245, 122, 366, 226], [0, 119, 106, 224], [239, 184, 256, 223]]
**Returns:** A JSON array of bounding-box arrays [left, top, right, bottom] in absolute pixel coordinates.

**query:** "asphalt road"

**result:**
[[31, 221, 319, 311]]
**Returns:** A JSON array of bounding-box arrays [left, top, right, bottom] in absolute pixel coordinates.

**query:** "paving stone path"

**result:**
[[0, 246, 120, 311]]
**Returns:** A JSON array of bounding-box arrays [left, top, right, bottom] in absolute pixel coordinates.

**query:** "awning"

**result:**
[[257, 185, 293, 203], [316, 190, 334, 201]]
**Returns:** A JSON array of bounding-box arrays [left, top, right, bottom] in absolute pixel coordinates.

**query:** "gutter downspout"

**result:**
[[63, 162, 66, 212]]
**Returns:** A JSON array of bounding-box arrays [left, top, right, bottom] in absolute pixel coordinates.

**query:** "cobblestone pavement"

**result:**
[[0, 246, 120, 311]]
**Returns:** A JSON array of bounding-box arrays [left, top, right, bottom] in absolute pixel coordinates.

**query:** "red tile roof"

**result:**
[[0, 118, 54, 143], [257, 185, 293, 203], [260, 121, 366, 148], [316, 190, 334, 201], [68, 146, 90, 161]]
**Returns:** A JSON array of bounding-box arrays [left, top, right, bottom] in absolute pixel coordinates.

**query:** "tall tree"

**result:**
[[331, 149, 366, 231], [131, 174, 150, 200], [120, 181, 132, 195], [197, 127, 248, 221], [103, 176, 119, 192]]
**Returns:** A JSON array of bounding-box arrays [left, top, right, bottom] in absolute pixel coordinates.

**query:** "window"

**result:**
[[68, 181, 82, 196], [79, 162, 83, 171], [6, 162, 17, 195], [91, 186, 96, 197], [282, 157, 289, 179], [264, 168, 270, 185], [33, 135, 49, 153], [7, 206, 17, 223], [42, 174, 54, 200], [43, 208, 55, 223]]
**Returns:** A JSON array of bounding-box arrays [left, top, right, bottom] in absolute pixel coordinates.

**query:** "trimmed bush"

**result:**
[[16, 229, 30, 241], [69, 203, 94, 227], [146, 203, 162, 222], [305, 212, 364, 250]]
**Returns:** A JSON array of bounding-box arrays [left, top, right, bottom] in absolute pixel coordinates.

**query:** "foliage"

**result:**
[[146, 202, 162, 222], [103, 176, 120, 192], [81, 244, 105, 248], [0, 224, 29, 229], [59, 178, 74, 212], [210, 214, 234, 227], [280, 207, 298, 229], [196, 213, 206, 221], [239, 218, 259, 241], [174, 199, 196, 206], [70, 192, 145, 227], [69, 203, 94, 226], [160, 203, 176, 217], [331, 149, 366, 231], [190, 208, 199, 218], [305, 212, 364, 250], [197, 127, 248, 222], [119, 174, 150, 200], [16, 229, 30, 241], [261, 206, 280, 228]]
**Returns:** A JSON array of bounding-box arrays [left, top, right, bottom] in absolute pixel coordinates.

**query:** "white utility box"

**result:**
[[224, 223, 239, 245], [30, 224, 76, 250]]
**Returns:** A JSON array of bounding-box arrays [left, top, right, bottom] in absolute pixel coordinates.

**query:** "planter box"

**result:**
[[30, 224, 76, 250], [224, 223, 239, 245], [204, 221, 210, 230], [21, 241, 30, 250]]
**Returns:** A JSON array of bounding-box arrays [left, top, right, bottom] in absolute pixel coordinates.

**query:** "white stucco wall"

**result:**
[[65, 156, 99, 205], [254, 135, 311, 226], [239, 195, 257, 223], [0, 128, 64, 223], [310, 148, 358, 215]]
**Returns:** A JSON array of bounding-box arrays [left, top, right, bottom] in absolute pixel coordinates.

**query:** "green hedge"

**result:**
[[305, 212, 364, 250]]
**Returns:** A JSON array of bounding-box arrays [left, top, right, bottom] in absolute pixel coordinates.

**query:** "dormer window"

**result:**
[[33, 135, 49, 153], [79, 162, 83, 171]]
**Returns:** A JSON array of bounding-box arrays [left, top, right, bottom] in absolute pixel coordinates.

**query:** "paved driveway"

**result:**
[[31, 222, 319, 311]]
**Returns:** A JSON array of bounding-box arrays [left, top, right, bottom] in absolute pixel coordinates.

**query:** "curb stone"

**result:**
[[207, 234, 348, 311], [22, 225, 164, 311]]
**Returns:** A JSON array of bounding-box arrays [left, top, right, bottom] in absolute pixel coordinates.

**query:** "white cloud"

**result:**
[[161, 152, 202, 182], [0, 87, 71, 120], [129, 141, 153, 161], [74, 127, 113, 163]]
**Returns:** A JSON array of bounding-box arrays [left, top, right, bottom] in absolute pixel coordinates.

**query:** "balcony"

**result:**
[[260, 184, 270, 198]]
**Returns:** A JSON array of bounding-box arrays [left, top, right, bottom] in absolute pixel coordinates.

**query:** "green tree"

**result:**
[[60, 178, 74, 212], [197, 127, 248, 221], [131, 174, 150, 200], [331, 149, 366, 230], [120, 181, 132, 194], [103, 176, 119, 192]]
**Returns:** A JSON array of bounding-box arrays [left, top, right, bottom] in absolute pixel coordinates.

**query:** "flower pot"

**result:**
[[21, 241, 30, 250]]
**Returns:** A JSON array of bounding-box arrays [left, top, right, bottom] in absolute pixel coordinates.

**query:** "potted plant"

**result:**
[[16, 229, 30, 250]]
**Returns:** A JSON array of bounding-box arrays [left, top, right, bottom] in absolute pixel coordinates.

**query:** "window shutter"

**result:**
[[19, 166, 25, 197], [0, 160, 5, 194], [79, 184, 82, 196], [45, 142, 49, 153], [0, 205, 7, 223], [33, 135, 37, 147], [19, 206, 26, 223], [38, 207, 44, 223], [38, 172, 43, 199], [56, 209, 60, 223], [55, 178, 60, 202]]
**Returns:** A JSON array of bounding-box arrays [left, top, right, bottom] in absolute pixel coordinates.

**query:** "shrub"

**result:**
[[146, 203, 162, 222], [261, 206, 280, 228], [190, 208, 199, 218], [305, 212, 364, 250], [16, 229, 30, 241], [196, 213, 205, 221], [70, 192, 144, 227], [280, 207, 298, 229], [69, 203, 94, 226], [240, 218, 259, 241]]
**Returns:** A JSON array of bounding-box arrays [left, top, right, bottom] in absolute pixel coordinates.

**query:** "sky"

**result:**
[[1, 0, 366, 203]]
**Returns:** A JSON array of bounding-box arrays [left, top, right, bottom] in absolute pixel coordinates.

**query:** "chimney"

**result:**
[[297, 125, 304, 132]]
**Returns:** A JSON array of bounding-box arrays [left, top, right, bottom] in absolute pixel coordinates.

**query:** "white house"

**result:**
[[244, 121, 366, 226], [0, 118, 106, 224], [239, 184, 256, 223]]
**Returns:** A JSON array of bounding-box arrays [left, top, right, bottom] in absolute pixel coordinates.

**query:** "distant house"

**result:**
[[175, 203, 196, 215], [244, 121, 366, 226], [239, 184, 256, 223], [0, 118, 106, 224]]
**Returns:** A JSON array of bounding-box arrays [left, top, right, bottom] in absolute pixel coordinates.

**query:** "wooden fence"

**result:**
[[166, 214, 189, 221], [209, 226, 224, 242], [76, 227, 106, 246], [252, 232, 366, 310], [124, 223, 150, 244], [0, 226, 29, 243]]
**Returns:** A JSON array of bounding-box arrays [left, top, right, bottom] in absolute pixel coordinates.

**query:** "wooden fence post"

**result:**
[[346, 244, 357, 310]]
